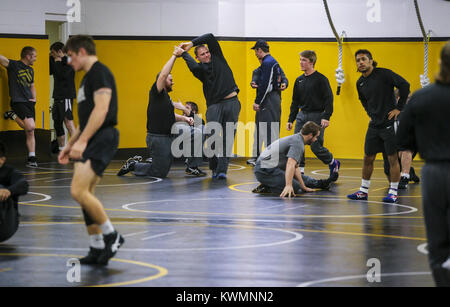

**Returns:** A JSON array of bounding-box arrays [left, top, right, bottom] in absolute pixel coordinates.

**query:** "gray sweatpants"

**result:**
[[294, 111, 333, 167], [421, 162, 450, 286], [133, 133, 173, 178], [253, 91, 281, 157], [205, 96, 241, 174], [254, 164, 322, 194]]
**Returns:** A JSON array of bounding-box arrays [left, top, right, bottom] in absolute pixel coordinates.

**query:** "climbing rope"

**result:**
[[323, 0, 345, 95], [414, 0, 431, 87]]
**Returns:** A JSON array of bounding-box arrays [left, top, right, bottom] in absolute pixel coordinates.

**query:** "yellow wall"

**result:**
[[0, 38, 49, 132], [1, 37, 446, 159]]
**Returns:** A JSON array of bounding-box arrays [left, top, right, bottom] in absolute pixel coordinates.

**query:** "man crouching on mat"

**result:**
[[0, 142, 29, 242], [58, 35, 124, 265], [253, 121, 338, 198]]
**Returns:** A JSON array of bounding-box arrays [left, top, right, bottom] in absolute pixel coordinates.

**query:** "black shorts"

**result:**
[[0, 198, 19, 243], [11, 101, 35, 120], [364, 125, 398, 156], [52, 99, 74, 121], [81, 127, 119, 177]]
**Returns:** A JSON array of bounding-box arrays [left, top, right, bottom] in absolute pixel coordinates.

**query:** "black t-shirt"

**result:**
[[146, 82, 175, 135], [76, 61, 118, 132], [50, 56, 76, 99], [357, 67, 410, 128], [397, 82, 450, 162], [6, 60, 34, 103], [288, 71, 333, 123]]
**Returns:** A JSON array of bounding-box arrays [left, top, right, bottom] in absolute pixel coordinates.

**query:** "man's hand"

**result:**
[[179, 42, 194, 52], [388, 109, 401, 120], [321, 119, 330, 129], [58, 146, 71, 165], [250, 82, 258, 89], [301, 186, 315, 193], [184, 116, 194, 126], [69, 140, 87, 161], [280, 83, 287, 91], [280, 185, 296, 198], [172, 100, 185, 110], [0, 189, 11, 201], [253, 103, 260, 112], [173, 46, 184, 57], [286, 122, 293, 131]]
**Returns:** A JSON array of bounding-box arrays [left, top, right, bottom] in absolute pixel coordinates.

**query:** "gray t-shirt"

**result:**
[[256, 134, 304, 170]]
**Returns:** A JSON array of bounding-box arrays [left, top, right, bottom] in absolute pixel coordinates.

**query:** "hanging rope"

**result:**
[[323, 0, 345, 95], [414, 0, 431, 87]]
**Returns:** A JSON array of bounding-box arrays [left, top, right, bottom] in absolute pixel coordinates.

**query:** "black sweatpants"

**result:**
[[0, 198, 19, 243], [421, 162, 450, 286]]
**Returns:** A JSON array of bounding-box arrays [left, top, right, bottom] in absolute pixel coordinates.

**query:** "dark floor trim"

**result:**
[[89, 35, 450, 43], [0, 33, 49, 39]]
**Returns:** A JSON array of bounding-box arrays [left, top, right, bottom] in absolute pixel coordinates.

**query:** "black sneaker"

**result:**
[[252, 184, 272, 194], [3, 110, 16, 120], [27, 156, 38, 167], [246, 158, 257, 167], [185, 166, 207, 177], [399, 176, 409, 189], [79, 247, 103, 265], [97, 231, 125, 266], [409, 167, 420, 183], [330, 171, 339, 182], [117, 155, 142, 176]]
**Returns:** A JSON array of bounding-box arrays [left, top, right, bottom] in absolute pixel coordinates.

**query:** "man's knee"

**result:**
[[363, 154, 376, 165]]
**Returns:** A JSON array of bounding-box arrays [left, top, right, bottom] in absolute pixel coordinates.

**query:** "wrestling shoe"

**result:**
[[398, 176, 409, 189], [409, 167, 420, 183], [246, 158, 257, 167], [347, 191, 368, 201], [329, 159, 341, 176], [117, 155, 142, 176], [27, 156, 38, 167], [79, 247, 103, 265], [185, 166, 207, 177], [3, 110, 16, 120], [382, 193, 398, 203], [216, 173, 227, 180], [252, 184, 272, 194], [97, 231, 125, 266]]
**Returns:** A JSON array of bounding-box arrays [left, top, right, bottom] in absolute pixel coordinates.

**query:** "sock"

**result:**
[[11, 113, 17, 120], [329, 158, 335, 165], [360, 179, 370, 194], [401, 172, 410, 179], [389, 182, 399, 195], [300, 167, 305, 174], [59, 146, 64, 151], [100, 220, 115, 235], [90, 234, 105, 249], [29, 152, 36, 157]]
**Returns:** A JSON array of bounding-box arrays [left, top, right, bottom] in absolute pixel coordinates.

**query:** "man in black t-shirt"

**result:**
[[287, 50, 340, 177], [58, 35, 124, 266], [117, 46, 204, 178], [49, 42, 76, 152], [179, 33, 241, 180], [347, 49, 410, 204], [0, 47, 39, 166], [0, 142, 29, 242]]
